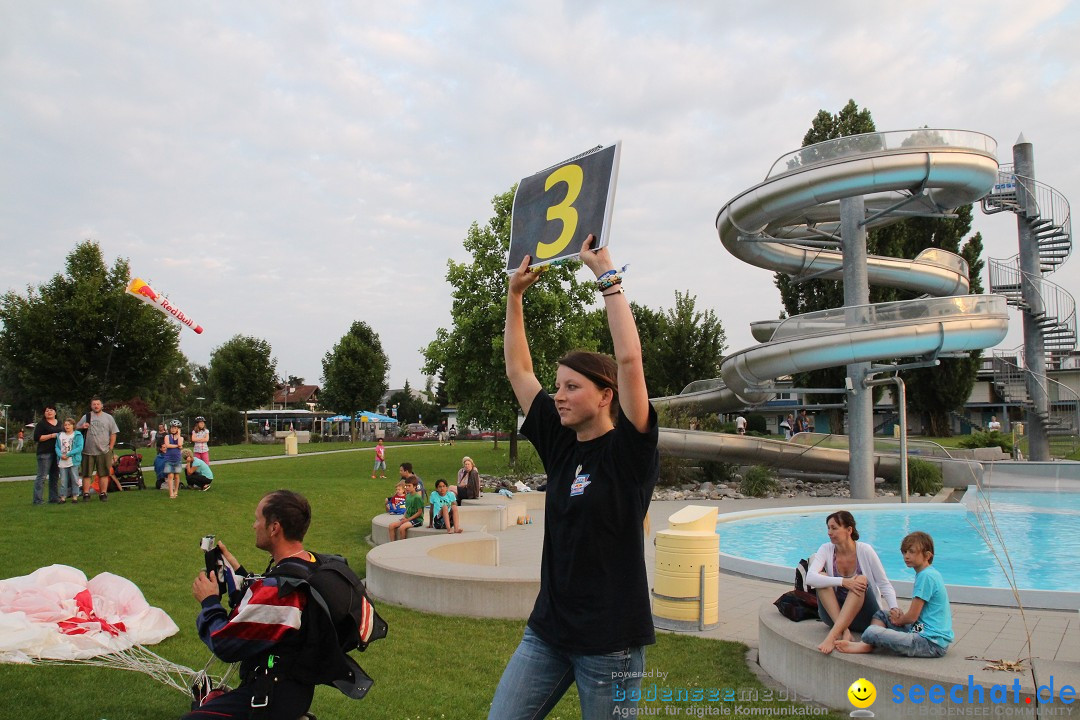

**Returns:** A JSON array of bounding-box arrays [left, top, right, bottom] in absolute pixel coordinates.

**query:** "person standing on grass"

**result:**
[[191, 416, 210, 464], [162, 419, 184, 498], [55, 417, 84, 503], [77, 397, 118, 502], [490, 235, 659, 719], [371, 439, 387, 479], [32, 404, 62, 505]]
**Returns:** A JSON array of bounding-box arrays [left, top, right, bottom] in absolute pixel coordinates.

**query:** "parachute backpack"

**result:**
[[270, 552, 388, 699]]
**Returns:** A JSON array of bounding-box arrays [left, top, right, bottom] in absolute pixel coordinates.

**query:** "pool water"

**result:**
[[715, 489, 1080, 593]]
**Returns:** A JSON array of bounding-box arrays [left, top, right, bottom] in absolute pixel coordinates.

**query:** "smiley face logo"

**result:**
[[847, 678, 877, 709]]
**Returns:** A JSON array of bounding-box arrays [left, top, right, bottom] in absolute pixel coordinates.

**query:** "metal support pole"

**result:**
[[698, 565, 706, 632], [865, 376, 909, 503], [1014, 139, 1050, 460], [841, 195, 874, 499]]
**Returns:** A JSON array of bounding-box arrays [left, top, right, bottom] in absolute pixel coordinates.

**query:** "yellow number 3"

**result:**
[[536, 164, 583, 259]]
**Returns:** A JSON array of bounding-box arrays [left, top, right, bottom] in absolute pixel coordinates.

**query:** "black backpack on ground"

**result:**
[[773, 558, 819, 622]]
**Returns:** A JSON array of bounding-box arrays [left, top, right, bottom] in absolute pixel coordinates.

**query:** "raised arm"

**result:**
[[504, 254, 543, 415], [579, 235, 649, 433]]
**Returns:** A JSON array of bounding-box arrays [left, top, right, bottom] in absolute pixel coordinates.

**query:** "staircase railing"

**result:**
[[987, 263, 1077, 369], [983, 166, 1073, 272], [991, 348, 1080, 457]]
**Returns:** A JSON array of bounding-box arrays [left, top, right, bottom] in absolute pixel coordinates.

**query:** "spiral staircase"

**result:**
[[981, 164, 1080, 455]]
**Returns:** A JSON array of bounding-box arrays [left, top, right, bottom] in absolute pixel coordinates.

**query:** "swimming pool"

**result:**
[[715, 488, 1080, 610]]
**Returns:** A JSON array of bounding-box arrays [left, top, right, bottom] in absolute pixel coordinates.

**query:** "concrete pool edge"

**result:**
[[717, 503, 1080, 611]]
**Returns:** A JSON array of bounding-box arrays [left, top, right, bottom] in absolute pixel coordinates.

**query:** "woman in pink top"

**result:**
[[191, 416, 210, 464]]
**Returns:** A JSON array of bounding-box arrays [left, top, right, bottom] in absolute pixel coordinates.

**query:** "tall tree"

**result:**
[[0, 240, 182, 416], [207, 335, 277, 443], [387, 380, 440, 428], [319, 321, 390, 441], [587, 293, 725, 398], [422, 187, 595, 460]]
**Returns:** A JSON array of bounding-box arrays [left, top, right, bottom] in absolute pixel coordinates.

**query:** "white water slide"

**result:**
[[657, 130, 1010, 477]]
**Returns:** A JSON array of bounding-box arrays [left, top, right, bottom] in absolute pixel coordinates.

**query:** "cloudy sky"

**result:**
[[3, 1, 1078, 392]]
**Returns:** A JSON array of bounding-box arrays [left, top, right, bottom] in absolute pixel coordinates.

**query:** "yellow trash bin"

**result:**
[[652, 505, 719, 631], [284, 435, 298, 456]]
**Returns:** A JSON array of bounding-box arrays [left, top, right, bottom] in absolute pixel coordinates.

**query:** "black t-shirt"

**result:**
[[521, 390, 659, 653], [33, 419, 62, 455]]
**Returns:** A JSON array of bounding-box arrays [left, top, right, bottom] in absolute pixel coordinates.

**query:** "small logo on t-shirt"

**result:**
[[570, 474, 591, 497]]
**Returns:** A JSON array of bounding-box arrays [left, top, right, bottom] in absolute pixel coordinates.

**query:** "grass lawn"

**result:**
[[0, 437, 438, 477], [0, 441, 841, 720]]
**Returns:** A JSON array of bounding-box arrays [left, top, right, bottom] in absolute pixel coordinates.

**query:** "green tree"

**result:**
[[422, 187, 595, 460], [0, 240, 183, 416], [387, 379, 440, 428], [207, 335, 277, 443], [587, 293, 725, 398], [319, 321, 390, 441], [649, 291, 726, 397]]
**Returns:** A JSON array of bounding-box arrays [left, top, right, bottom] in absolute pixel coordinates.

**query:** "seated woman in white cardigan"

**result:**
[[806, 510, 899, 654]]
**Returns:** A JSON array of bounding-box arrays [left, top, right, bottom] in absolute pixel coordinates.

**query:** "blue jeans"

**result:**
[[861, 610, 948, 657], [34, 453, 59, 504], [58, 466, 81, 498], [487, 626, 646, 720]]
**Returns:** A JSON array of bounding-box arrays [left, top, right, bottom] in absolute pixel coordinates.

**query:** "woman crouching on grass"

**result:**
[[488, 235, 659, 719]]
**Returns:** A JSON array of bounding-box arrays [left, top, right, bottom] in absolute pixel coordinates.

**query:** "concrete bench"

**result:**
[[366, 533, 540, 619], [757, 602, 1074, 711], [370, 511, 486, 545]]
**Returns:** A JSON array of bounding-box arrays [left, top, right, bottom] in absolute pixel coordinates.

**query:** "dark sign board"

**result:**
[[507, 141, 621, 273]]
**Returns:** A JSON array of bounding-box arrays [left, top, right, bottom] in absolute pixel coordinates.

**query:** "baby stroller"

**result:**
[[112, 443, 147, 490]]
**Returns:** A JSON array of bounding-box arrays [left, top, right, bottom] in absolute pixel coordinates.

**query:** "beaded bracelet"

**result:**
[[597, 275, 622, 291], [596, 264, 630, 291]]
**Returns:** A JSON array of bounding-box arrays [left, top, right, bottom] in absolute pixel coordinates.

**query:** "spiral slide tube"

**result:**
[[656, 130, 1010, 476]]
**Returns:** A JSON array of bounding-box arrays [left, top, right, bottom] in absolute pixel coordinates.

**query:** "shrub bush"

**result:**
[[207, 403, 246, 445], [110, 406, 138, 445], [956, 430, 1013, 454], [907, 458, 943, 496], [747, 414, 768, 434], [701, 460, 737, 485], [657, 455, 695, 487], [740, 465, 779, 497]]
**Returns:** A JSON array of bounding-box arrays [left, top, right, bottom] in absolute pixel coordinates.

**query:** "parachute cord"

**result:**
[[36, 644, 228, 698]]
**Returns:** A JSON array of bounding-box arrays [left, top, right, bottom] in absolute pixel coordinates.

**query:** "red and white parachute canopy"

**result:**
[[0, 564, 177, 663], [126, 277, 203, 334]]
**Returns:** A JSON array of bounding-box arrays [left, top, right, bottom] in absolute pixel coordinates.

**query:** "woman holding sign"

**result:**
[[490, 235, 659, 719]]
